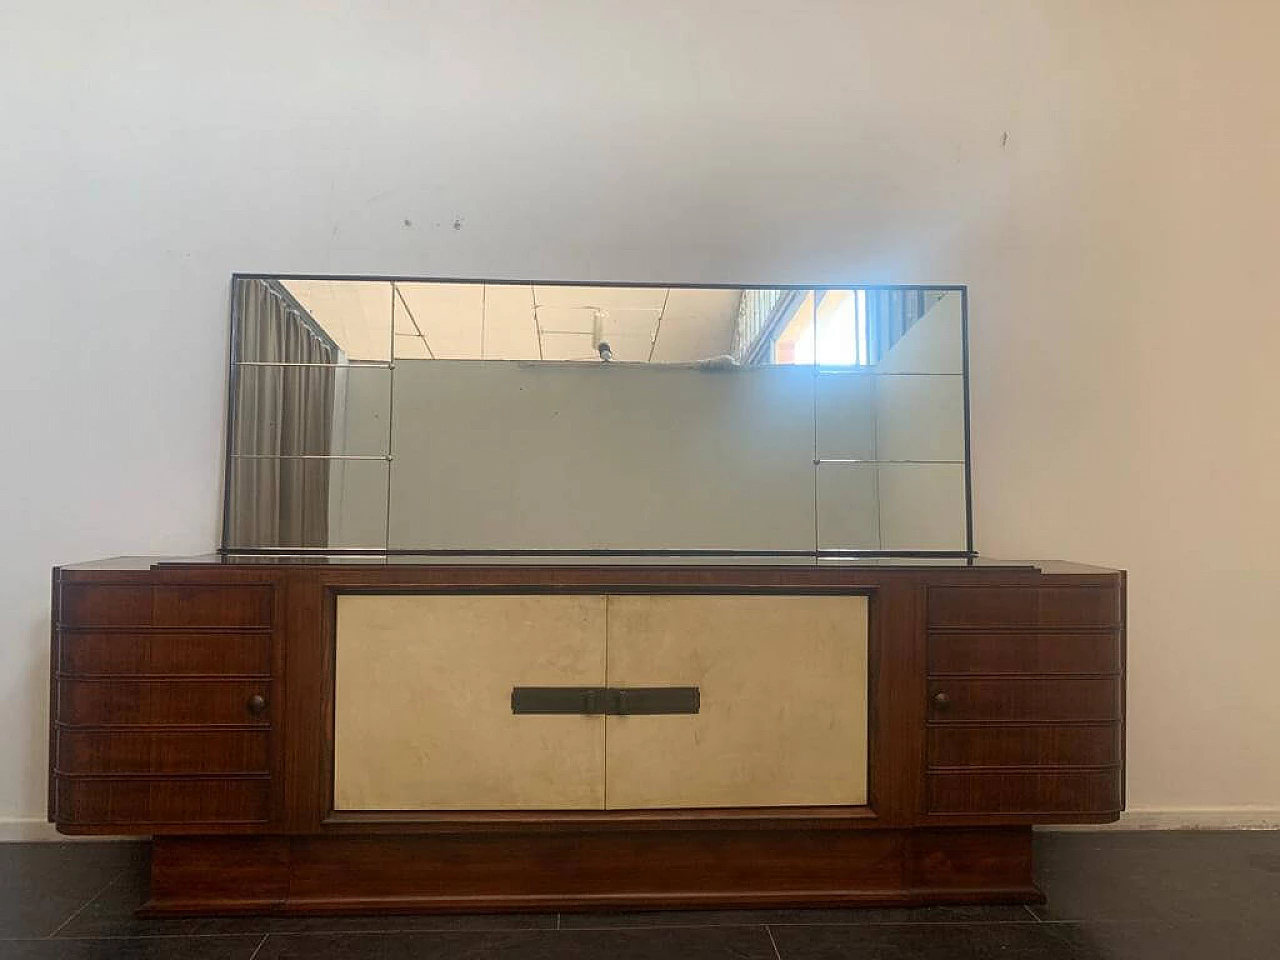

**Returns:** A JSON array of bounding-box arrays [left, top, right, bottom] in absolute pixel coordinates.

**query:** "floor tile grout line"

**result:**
[[1, 936, 255, 943], [561, 923, 770, 932], [45, 926, 558, 941], [247, 933, 268, 960], [45, 865, 132, 939], [558, 919, 1046, 930], [0, 942, 267, 947], [765, 924, 784, 960]]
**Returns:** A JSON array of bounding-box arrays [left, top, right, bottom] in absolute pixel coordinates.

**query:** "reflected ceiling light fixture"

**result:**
[[592, 308, 612, 361]]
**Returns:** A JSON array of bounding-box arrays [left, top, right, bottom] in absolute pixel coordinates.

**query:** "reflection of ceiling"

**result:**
[[281, 280, 394, 361], [282, 281, 742, 363]]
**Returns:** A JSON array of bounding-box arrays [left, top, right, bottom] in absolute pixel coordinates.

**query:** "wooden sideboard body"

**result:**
[[49, 557, 1125, 914]]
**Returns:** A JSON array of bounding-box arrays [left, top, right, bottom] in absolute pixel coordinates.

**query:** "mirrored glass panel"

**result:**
[[811, 288, 967, 551], [226, 456, 388, 550], [232, 365, 390, 458], [224, 278, 970, 555], [388, 359, 815, 551], [817, 463, 967, 552]]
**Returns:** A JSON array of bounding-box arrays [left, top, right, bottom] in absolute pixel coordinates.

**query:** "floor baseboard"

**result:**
[[1042, 807, 1280, 831], [0, 819, 139, 842]]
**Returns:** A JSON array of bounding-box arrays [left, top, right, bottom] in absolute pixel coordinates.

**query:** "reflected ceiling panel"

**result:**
[[282, 280, 392, 361], [481, 283, 540, 360], [395, 282, 484, 360], [650, 288, 742, 363], [279, 282, 746, 364]]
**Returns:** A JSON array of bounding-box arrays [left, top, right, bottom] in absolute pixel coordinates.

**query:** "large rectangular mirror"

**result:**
[[223, 278, 970, 555]]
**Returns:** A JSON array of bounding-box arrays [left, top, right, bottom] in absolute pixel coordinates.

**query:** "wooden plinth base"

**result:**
[[143, 827, 1041, 915]]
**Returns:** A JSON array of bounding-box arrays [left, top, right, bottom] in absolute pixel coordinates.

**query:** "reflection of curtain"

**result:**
[[730, 289, 777, 363], [865, 289, 945, 364], [734, 290, 807, 365], [227, 280, 337, 548]]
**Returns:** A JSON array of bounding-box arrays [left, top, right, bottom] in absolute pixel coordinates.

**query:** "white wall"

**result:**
[[3, 1, 1278, 833]]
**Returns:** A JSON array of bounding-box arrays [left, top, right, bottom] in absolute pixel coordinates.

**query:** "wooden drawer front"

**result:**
[[57, 730, 269, 775], [927, 632, 1119, 676], [55, 777, 269, 824], [927, 724, 1120, 768], [60, 585, 153, 627], [153, 586, 273, 628], [927, 587, 1120, 629], [927, 769, 1120, 815], [60, 633, 271, 677], [58, 680, 270, 726], [927, 587, 1037, 628], [1039, 588, 1121, 628], [928, 678, 1119, 722], [59, 584, 274, 628]]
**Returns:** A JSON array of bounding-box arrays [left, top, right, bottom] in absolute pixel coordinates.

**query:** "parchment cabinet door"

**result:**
[[334, 594, 606, 810], [604, 595, 869, 809]]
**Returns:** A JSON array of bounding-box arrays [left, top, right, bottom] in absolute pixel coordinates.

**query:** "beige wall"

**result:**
[[2, 1, 1278, 831]]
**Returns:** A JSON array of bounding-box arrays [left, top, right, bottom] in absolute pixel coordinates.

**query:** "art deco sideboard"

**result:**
[[49, 555, 1125, 914]]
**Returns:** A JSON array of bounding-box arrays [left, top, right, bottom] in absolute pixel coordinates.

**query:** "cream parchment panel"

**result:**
[[334, 594, 606, 810], [604, 595, 868, 809]]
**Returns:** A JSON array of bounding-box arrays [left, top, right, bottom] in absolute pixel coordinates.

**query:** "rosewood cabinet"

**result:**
[[49, 556, 1124, 914]]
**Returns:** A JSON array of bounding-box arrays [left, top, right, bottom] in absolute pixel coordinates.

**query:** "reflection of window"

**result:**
[[769, 292, 814, 364], [773, 290, 870, 366], [764, 289, 945, 367]]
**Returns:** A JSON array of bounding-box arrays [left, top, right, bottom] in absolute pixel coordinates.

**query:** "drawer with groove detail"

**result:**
[[57, 679, 270, 727], [55, 777, 270, 826], [59, 632, 270, 677], [927, 769, 1121, 815], [928, 678, 1119, 723], [56, 729, 270, 776], [927, 632, 1119, 676], [927, 587, 1120, 629], [59, 584, 273, 628], [927, 724, 1120, 768]]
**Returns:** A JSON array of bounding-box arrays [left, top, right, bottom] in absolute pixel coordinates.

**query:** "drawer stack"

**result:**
[[52, 579, 275, 830], [923, 585, 1123, 820]]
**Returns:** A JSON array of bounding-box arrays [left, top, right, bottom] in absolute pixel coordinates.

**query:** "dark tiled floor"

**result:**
[[1, 831, 1278, 958]]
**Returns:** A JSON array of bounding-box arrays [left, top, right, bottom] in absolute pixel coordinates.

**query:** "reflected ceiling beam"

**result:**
[[647, 289, 672, 363], [532, 285, 543, 361], [393, 283, 434, 359]]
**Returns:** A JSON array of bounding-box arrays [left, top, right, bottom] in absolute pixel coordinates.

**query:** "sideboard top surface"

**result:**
[[55, 555, 1122, 578]]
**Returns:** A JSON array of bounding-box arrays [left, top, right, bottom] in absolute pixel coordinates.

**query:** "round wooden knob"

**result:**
[[933, 692, 951, 709], [247, 694, 268, 718]]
